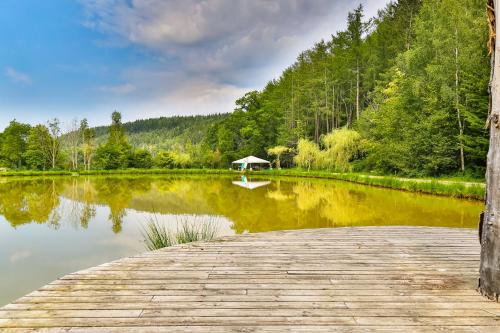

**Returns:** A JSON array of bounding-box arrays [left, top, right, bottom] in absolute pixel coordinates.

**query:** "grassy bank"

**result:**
[[0, 168, 238, 177], [0, 168, 485, 200], [260, 169, 485, 200]]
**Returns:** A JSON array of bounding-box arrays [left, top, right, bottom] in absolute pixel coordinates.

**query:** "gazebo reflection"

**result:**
[[232, 175, 271, 190]]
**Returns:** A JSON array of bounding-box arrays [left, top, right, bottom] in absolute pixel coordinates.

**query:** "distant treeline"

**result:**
[[0, 0, 490, 177], [0, 113, 227, 171], [92, 114, 228, 150]]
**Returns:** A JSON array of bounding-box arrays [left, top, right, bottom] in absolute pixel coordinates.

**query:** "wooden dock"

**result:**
[[1, 226, 500, 332]]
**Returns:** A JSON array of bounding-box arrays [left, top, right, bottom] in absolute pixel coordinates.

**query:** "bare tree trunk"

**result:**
[[324, 65, 329, 133], [86, 150, 93, 171], [479, 0, 500, 301], [455, 27, 465, 172], [315, 108, 319, 143], [348, 104, 352, 128], [356, 60, 360, 121], [52, 140, 56, 169], [68, 119, 80, 170], [296, 80, 300, 139], [406, 7, 414, 51], [47, 119, 60, 170], [291, 76, 295, 129], [337, 92, 341, 128], [83, 147, 87, 171], [332, 85, 336, 129]]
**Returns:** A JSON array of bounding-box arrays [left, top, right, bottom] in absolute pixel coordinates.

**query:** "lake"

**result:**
[[0, 174, 482, 306]]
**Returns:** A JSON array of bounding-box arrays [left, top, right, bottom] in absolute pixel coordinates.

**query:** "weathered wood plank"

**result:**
[[1, 227, 499, 331]]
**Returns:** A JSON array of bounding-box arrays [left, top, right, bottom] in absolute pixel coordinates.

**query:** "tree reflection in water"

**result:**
[[0, 178, 63, 228], [0, 175, 483, 233]]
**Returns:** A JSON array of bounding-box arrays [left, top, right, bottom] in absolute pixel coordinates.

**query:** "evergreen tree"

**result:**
[[94, 112, 132, 169]]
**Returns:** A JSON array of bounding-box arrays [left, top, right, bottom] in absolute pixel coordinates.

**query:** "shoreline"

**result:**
[[0, 168, 485, 200]]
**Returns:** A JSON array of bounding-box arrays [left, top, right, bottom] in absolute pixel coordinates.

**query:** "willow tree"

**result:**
[[267, 146, 290, 169], [479, 0, 500, 301]]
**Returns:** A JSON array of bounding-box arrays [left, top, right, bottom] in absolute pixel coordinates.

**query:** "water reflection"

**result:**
[[232, 175, 271, 190], [0, 178, 63, 228], [0, 175, 483, 233], [0, 175, 483, 306]]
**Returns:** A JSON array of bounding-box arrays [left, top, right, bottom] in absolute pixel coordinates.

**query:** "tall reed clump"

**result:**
[[142, 218, 175, 251], [142, 215, 219, 251]]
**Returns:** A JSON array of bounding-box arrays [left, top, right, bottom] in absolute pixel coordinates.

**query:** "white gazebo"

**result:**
[[232, 155, 271, 171]]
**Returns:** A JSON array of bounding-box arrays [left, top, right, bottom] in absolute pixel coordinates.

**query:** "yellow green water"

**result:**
[[0, 175, 482, 305]]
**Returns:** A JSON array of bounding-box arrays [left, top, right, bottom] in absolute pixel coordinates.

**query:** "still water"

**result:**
[[0, 175, 482, 306]]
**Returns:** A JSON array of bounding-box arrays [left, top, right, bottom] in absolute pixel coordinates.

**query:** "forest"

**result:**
[[207, 0, 489, 177], [0, 113, 227, 170], [0, 0, 490, 177]]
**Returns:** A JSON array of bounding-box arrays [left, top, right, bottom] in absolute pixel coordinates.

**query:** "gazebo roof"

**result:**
[[231, 156, 270, 164]]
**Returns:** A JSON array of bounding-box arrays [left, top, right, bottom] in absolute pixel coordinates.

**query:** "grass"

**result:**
[[0, 167, 485, 200], [0, 168, 239, 177], [258, 169, 485, 200], [142, 215, 219, 251], [142, 218, 175, 250], [79, 168, 238, 176], [0, 170, 76, 177]]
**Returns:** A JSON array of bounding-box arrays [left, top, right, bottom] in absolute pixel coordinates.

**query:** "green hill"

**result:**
[[94, 113, 228, 151]]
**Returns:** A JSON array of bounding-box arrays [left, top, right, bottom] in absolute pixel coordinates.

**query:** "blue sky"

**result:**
[[0, 0, 389, 131]]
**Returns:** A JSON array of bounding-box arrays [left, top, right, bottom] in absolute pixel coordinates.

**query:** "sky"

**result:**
[[0, 0, 391, 131]]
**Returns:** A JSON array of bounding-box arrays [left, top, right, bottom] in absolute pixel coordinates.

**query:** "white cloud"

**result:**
[[97, 77, 248, 121], [81, 0, 333, 46], [5, 67, 32, 85], [141, 78, 248, 115], [77, 0, 391, 119], [97, 83, 136, 94], [80, 0, 346, 83]]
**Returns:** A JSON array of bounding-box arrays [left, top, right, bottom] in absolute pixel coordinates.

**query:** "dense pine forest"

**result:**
[[206, 0, 489, 177], [0, 0, 490, 177]]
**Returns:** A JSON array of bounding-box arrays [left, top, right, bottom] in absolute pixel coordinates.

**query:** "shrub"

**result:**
[[131, 149, 153, 169], [170, 151, 191, 168], [154, 151, 175, 168], [93, 144, 131, 170]]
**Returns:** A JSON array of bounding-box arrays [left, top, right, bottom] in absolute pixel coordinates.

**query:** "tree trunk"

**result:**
[[52, 140, 56, 169], [356, 60, 360, 121], [348, 103, 352, 128], [83, 149, 87, 171], [455, 26, 465, 172], [325, 66, 329, 133], [315, 109, 319, 143], [291, 76, 295, 129], [479, 0, 500, 301], [406, 7, 413, 51], [332, 85, 336, 129], [338, 97, 341, 129]]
